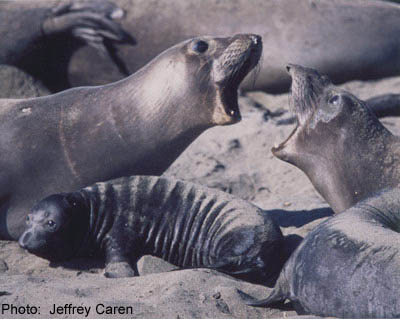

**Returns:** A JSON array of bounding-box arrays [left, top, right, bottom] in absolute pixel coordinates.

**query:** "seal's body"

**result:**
[[241, 188, 400, 318], [272, 64, 400, 213], [0, 33, 262, 240], [0, 0, 134, 92], [69, 0, 400, 93], [19, 176, 284, 282]]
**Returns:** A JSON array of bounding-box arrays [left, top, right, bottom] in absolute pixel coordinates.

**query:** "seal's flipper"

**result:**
[[43, 0, 135, 74], [236, 288, 285, 308], [104, 261, 137, 278], [366, 94, 400, 118]]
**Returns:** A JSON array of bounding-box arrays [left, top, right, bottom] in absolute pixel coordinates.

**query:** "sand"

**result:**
[[0, 71, 399, 318]]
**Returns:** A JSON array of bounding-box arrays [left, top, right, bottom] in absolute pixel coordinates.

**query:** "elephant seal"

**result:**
[[239, 187, 400, 317], [0, 33, 262, 240], [68, 0, 400, 93], [19, 175, 284, 283], [0, 0, 134, 92], [272, 64, 400, 213]]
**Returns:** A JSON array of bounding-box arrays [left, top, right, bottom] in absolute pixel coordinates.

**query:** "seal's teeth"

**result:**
[[230, 109, 235, 116], [273, 142, 280, 149]]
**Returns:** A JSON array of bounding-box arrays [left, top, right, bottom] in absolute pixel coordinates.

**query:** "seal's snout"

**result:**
[[18, 231, 31, 249], [250, 34, 262, 46]]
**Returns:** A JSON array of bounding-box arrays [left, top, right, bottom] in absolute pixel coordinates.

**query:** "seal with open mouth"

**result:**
[[272, 64, 400, 213], [0, 33, 262, 240]]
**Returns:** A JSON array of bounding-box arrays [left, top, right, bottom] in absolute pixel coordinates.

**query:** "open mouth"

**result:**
[[218, 35, 263, 121], [271, 64, 307, 154]]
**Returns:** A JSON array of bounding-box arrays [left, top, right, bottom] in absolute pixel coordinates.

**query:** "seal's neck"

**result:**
[[307, 124, 400, 213], [75, 190, 113, 257], [98, 58, 212, 175]]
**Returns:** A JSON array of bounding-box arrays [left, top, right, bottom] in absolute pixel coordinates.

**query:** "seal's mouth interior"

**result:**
[[218, 35, 263, 121]]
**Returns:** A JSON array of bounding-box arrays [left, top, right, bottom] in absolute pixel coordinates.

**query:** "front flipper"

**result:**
[[42, 0, 135, 75], [103, 234, 140, 278]]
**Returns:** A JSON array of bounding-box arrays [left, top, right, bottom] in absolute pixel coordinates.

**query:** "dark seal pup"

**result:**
[[0, 33, 262, 240], [240, 188, 400, 318], [69, 0, 400, 93], [272, 64, 400, 213], [19, 176, 284, 283], [0, 0, 134, 92]]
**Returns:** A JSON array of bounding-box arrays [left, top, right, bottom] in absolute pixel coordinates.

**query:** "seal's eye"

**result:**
[[47, 220, 56, 228], [192, 40, 209, 53], [329, 95, 340, 105], [25, 215, 30, 224]]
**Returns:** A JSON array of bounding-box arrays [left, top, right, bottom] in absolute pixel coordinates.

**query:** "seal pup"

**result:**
[[272, 64, 400, 213], [69, 0, 400, 93], [239, 187, 400, 318], [0, 33, 262, 240], [0, 0, 134, 92], [19, 176, 284, 283]]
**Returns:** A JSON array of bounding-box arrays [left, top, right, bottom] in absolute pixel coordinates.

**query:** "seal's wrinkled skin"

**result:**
[[240, 188, 400, 318], [19, 176, 284, 284], [0, 33, 262, 240], [272, 64, 400, 213], [0, 0, 134, 92]]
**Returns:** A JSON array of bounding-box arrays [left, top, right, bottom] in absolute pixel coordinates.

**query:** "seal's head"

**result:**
[[136, 34, 262, 126], [272, 64, 393, 213], [18, 193, 88, 261]]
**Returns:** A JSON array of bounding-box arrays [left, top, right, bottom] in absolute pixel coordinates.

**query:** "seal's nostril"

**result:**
[[286, 65, 291, 73], [250, 35, 261, 45]]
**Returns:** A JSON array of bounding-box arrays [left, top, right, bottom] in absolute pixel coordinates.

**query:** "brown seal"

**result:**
[[272, 64, 400, 213], [0, 33, 262, 239]]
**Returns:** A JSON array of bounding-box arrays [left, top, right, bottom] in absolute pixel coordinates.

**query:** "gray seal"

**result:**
[[0, 0, 134, 92], [272, 64, 400, 213], [19, 176, 284, 284], [0, 33, 262, 240], [68, 0, 400, 93], [239, 188, 400, 318]]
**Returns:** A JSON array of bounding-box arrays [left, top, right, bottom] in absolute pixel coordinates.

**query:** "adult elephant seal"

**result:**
[[19, 176, 284, 284], [239, 188, 400, 317], [0, 0, 134, 92], [272, 64, 400, 214], [0, 33, 262, 240], [69, 0, 400, 93]]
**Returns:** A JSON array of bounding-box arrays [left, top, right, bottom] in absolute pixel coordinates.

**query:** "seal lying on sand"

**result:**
[[19, 176, 284, 284], [0, 33, 262, 240], [272, 64, 400, 213], [240, 188, 400, 318], [0, 0, 134, 91], [69, 0, 400, 93]]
